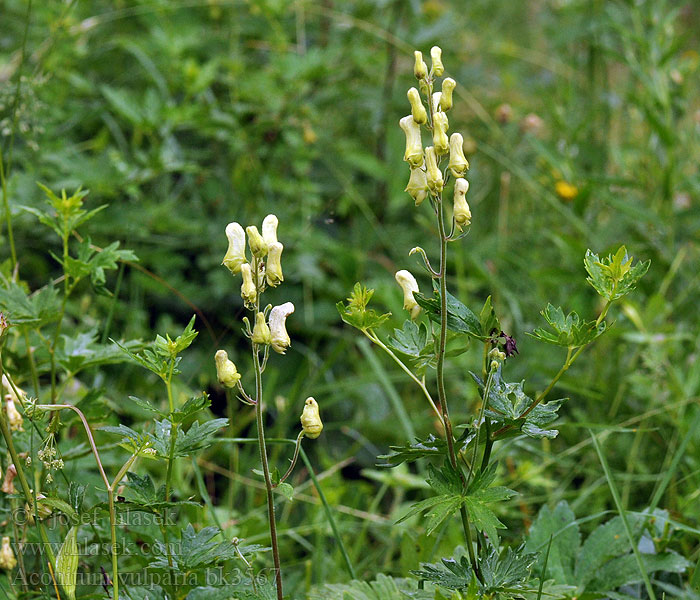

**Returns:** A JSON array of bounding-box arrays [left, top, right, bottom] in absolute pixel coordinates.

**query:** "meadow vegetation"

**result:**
[[0, 1, 699, 598]]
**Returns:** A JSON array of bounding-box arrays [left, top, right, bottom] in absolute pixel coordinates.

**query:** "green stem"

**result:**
[[0, 346, 56, 566], [162, 369, 178, 575], [0, 146, 17, 269], [435, 198, 481, 581], [276, 431, 304, 486]]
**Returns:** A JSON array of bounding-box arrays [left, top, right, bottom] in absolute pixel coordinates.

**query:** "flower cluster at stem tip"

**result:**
[[215, 215, 322, 438], [395, 46, 473, 318]]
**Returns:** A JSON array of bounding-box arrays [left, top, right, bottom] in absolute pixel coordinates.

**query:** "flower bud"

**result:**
[[251, 312, 271, 346], [262, 214, 279, 246], [1, 464, 16, 494], [399, 116, 424, 168], [555, 181, 578, 201], [269, 302, 294, 354], [0, 537, 16, 570], [448, 133, 469, 177], [413, 50, 428, 80], [431, 46, 444, 76], [266, 242, 284, 287], [395, 270, 421, 319], [300, 397, 323, 439], [246, 225, 268, 258], [407, 87, 427, 125], [441, 77, 456, 111], [432, 111, 449, 155], [425, 146, 443, 194], [5, 396, 23, 432], [240, 263, 257, 307], [405, 165, 429, 206], [222, 222, 247, 274], [453, 178, 471, 230], [215, 350, 241, 388], [490, 359, 500, 372]]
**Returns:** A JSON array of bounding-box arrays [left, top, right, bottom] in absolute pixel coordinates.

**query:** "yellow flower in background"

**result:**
[[555, 180, 578, 201]]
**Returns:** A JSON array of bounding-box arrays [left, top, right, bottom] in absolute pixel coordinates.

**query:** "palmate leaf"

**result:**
[[377, 434, 451, 467], [0, 280, 61, 327], [472, 370, 565, 439], [57, 331, 143, 373], [312, 573, 429, 600], [337, 283, 391, 331], [529, 304, 606, 347], [398, 464, 515, 541], [584, 246, 650, 301], [387, 319, 434, 371]]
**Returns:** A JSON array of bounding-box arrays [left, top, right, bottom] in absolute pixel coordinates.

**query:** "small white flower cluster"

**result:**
[[37, 434, 64, 483]]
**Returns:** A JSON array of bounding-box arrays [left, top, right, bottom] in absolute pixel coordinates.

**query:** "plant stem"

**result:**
[[0, 347, 56, 566], [277, 431, 304, 486], [435, 198, 481, 581], [162, 368, 178, 578], [0, 146, 17, 269], [253, 343, 284, 599]]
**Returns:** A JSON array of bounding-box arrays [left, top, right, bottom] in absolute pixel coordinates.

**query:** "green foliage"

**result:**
[[472, 369, 565, 439], [55, 525, 79, 600], [312, 574, 427, 600], [336, 282, 391, 330], [387, 319, 434, 371], [584, 247, 651, 302], [529, 304, 606, 348], [414, 288, 485, 341], [525, 501, 691, 595]]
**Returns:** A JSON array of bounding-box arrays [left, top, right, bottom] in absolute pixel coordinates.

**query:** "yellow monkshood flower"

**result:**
[[215, 350, 241, 388], [425, 146, 443, 194], [300, 397, 323, 439], [453, 178, 472, 230], [5, 397, 23, 432], [405, 164, 429, 206], [262, 214, 279, 246], [395, 270, 421, 319], [0, 537, 16, 570], [399, 115, 424, 168], [251, 312, 271, 345], [269, 302, 294, 354], [413, 50, 428, 80], [240, 263, 257, 307], [407, 87, 427, 124], [246, 225, 268, 258], [266, 242, 284, 287], [448, 133, 469, 178], [222, 222, 247, 274], [440, 78, 456, 111], [430, 46, 444, 76], [1, 465, 16, 495], [432, 111, 449, 155]]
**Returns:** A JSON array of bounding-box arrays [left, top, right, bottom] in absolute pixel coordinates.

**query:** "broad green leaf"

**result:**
[[275, 482, 294, 502], [0, 281, 61, 327], [125, 471, 159, 504], [313, 573, 427, 600], [524, 501, 580, 585], [172, 392, 211, 423], [387, 319, 431, 358], [377, 434, 451, 467], [56, 526, 79, 600], [175, 418, 228, 456], [57, 330, 142, 373], [414, 288, 484, 340], [479, 296, 500, 338], [590, 551, 690, 591]]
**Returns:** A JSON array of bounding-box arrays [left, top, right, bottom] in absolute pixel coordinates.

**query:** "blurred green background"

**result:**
[[1, 0, 699, 592]]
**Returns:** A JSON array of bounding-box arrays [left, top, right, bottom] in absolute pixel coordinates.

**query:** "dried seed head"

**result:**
[[300, 397, 323, 439], [214, 350, 241, 388]]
